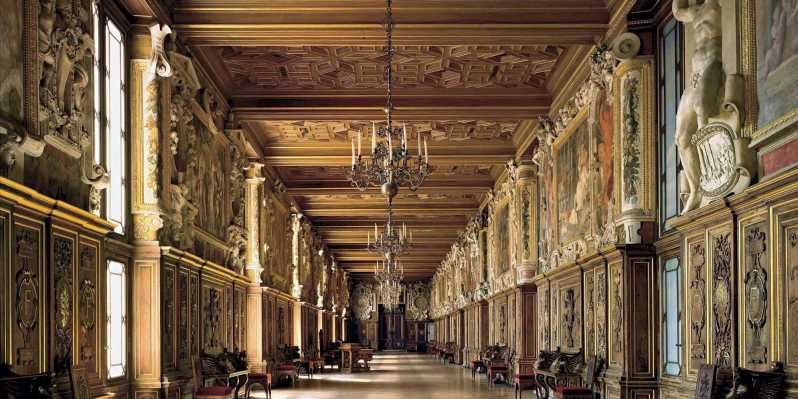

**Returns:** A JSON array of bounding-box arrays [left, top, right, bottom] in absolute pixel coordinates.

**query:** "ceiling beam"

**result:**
[[173, 0, 609, 46]]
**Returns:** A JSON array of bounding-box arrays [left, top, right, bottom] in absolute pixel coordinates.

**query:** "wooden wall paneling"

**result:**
[[627, 255, 655, 381], [584, 268, 596, 358], [537, 281, 550, 352], [707, 223, 735, 368], [607, 258, 624, 371], [177, 267, 190, 368], [595, 267, 607, 363], [550, 280, 559, 351], [50, 225, 77, 380], [773, 197, 798, 388], [12, 214, 46, 374], [684, 232, 707, 378], [190, 269, 200, 358], [557, 273, 582, 353], [737, 210, 770, 369], [0, 204, 8, 367], [161, 260, 177, 371], [77, 236, 102, 382]]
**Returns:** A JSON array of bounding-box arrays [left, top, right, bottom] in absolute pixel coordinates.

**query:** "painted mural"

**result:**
[[495, 203, 510, 274], [0, 0, 22, 122], [757, 0, 798, 129], [556, 116, 591, 245], [593, 91, 615, 230]]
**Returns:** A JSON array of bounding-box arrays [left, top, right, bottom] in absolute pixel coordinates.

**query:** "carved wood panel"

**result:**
[[777, 205, 798, 372], [608, 261, 623, 367], [558, 277, 582, 352], [710, 230, 733, 367], [190, 271, 200, 357], [538, 282, 550, 351], [12, 221, 44, 374], [741, 220, 769, 366], [178, 268, 190, 365], [76, 240, 100, 377], [686, 237, 707, 373], [162, 263, 177, 370], [52, 232, 75, 375], [218, 45, 563, 91], [584, 270, 596, 357], [630, 259, 654, 377], [596, 269, 607, 362]]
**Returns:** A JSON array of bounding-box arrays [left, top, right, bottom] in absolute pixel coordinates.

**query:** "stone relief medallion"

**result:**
[[691, 122, 740, 197]]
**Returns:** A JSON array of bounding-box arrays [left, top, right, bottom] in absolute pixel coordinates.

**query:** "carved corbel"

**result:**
[[0, 118, 45, 168]]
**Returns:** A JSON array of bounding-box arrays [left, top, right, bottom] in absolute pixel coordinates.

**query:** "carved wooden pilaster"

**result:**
[[129, 24, 173, 399], [515, 284, 538, 374], [290, 213, 303, 299]]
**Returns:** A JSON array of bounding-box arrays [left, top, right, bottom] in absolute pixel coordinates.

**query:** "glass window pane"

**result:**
[[663, 257, 681, 376], [659, 19, 683, 227], [104, 19, 126, 233], [107, 260, 127, 378]]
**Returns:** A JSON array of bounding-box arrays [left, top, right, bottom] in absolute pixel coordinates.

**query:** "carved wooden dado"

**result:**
[[159, 247, 249, 395], [0, 177, 113, 392]]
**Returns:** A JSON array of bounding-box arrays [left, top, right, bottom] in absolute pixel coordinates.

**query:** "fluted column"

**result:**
[[129, 24, 172, 399], [244, 163, 265, 372], [515, 161, 538, 284]]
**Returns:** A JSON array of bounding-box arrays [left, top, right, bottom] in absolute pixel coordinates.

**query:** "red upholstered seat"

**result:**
[[489, 365, 508, 370], [513, 373, 535, 381], [197, 386, 234, 395], [250, 373, 273, 382], [277, 365, 295, 370]]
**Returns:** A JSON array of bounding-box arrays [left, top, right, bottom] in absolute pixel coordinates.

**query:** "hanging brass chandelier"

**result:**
[[367, 208, 412, 256], [348, 0, 432, 202], [374, 252, 403, 312]]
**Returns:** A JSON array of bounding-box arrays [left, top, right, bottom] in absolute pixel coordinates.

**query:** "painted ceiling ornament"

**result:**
[[672, 0, 753, 214]]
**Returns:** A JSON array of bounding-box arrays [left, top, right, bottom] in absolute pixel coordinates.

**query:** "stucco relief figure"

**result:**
[[673, 0, 724, 213]]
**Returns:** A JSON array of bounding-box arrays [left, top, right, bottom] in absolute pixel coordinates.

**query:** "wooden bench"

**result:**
[[532, 348, 593, 398], [483, 345, 513, 386], [694, 362, 786, 399], [0, 363, 55, 399]]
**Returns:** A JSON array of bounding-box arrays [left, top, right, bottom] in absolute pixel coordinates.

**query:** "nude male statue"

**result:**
[[673, 0, 725, 213]]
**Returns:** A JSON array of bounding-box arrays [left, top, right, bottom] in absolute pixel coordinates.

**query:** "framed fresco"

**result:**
[[554, 109, 593, 247], [493, 201, 511, 275], [753, 0, 798, 138]]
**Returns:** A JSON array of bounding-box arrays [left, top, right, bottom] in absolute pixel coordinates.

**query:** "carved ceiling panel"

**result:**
[[217, 45, 563, 91], [274, 165, 493, 183], [254, 120, 519, 143]]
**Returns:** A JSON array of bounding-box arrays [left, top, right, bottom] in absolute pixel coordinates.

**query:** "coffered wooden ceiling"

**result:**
[[171, 0, 614, 280]]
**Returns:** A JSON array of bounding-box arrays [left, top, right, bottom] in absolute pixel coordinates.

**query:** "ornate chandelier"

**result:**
[[367, 208, 412, 256], [374, 253, 403, 312], [348, 0, 432, 201]]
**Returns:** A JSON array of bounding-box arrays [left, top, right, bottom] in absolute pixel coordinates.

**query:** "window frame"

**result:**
[[657, 17, 685, 233], [92, 0, 129, 235], [106, 258, 128, 379], [661, 254, 682, 377]]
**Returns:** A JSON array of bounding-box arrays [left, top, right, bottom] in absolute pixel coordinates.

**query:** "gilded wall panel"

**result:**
[[537, 281, 550, 352], [52, 231, 75, 375], [595, 269, 607, 361], [608, 260, 623, 367], [584, 269, 596, 357], [12, 220, 45, 374], [708, 226, 734, 367], [685, 235, 707, 375], [559, 275, 582, 352], [738, 216, 770, 367], [76, 240, 100, 377], [775, 199, 798, 379]]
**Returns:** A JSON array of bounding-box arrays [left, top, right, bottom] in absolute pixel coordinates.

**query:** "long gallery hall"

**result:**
[[0, 0, 796, 398]]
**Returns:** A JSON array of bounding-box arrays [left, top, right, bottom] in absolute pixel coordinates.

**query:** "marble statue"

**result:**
[[673, 0, 725, 213]]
